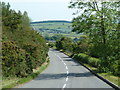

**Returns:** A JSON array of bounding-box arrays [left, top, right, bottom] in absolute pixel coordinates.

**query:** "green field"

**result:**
[[31, 21, 81, 40]]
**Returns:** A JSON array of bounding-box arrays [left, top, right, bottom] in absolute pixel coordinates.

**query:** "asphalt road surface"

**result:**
[[18, 48, 113, 89]]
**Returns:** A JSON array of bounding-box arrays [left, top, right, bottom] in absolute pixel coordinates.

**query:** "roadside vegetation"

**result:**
[[54, 1, 119, 86], [1, 2, 49, 89]]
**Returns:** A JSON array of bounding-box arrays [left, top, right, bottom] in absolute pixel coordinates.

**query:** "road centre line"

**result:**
[[67, 71, 69, 74], [56, 55, 63, 61], [64, 63, 66, 66], [58, 56, 62, 60], [66, 66, 68, 70], [66, 76, 68, 81], [54, 53, 69, 88], [63, 84, 66, 88]]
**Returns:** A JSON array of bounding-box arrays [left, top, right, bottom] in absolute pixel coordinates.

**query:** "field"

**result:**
[[31, 21, 81, 40]]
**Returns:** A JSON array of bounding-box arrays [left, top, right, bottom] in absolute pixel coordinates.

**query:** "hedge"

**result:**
[[73, 53, 120, 75], [73, 53, 101, 68], [2, 41, 33, 77]]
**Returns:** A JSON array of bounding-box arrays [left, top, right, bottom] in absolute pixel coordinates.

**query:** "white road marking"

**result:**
[[64, 63, 66, 66], [66, 76, 68, 81], [67, 71, 69, 74], [63, 84, 66, 88], [56, 54, 63, 61], [54, 52, 69, 87], [66, 66, 68, 70], [58, 56, 62, 60]]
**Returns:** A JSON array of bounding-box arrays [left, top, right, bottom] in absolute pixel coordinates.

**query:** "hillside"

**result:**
[[31, 20, 81, 41]]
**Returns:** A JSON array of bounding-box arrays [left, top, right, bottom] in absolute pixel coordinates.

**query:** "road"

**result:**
[[19, 48, 113, 89]]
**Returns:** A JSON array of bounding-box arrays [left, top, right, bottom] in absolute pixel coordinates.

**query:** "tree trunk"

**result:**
[[101, 2, 106, 45]]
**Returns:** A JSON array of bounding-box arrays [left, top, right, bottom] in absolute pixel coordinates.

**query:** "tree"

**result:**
[[69, 0, 119, 73], [69, 0, 119, 57], [2, 2, 22, 31], [56, 37, 74, 53], [21, 11, 31, 30]]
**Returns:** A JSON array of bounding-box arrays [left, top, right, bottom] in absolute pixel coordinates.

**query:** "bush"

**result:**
[[73, 53, 101, 68], [2, 2, 49, 78], [48, 42, 55, 48], [2, 41, 33, 77], [88, 57, 101, 67], [111, 60, 120, 76]]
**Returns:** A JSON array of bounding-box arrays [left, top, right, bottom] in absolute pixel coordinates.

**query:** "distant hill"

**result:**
[[31, 20, 71, 24], [30, 20, 80, 41]]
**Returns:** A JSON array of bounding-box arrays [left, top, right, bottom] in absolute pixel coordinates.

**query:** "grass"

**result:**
[[98, 73, 120, 87], [1, 58, 50, 89], [63, 51, 73, 57], [83, 64, 120, 87]]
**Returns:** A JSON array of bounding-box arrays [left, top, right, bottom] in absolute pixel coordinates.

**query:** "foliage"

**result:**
[[56, 34, 120, 75], [1, 2, 48, 77], [56, 37, 73, 53], [68, 0, 120, 76], [2, 41, 33, 77], [48, 42, 55, 48], [2, 59, 49, 88], [56, 35, 90, 54], [69, 1, 119, 56], [45, 34, 63, 41], [73, 53, 101, 68]]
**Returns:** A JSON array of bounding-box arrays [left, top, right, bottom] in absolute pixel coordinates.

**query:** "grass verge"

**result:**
[[1, 57, 50, 89], [84, 64, 120, 87]]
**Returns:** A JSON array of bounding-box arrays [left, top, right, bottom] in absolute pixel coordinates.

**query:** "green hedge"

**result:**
[[73, 53, 120, 75], [73, 53, 101, 68], [110, 60, 120, 76], [2, 41, 33, 77]]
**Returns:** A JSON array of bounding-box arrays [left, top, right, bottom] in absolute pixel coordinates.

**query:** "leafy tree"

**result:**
[[69, 0, 119, 73], [69, 1, 119, 55], [56, 37, 73, 52], [21, 11, 31, 30], [2, 2, 22, 31]]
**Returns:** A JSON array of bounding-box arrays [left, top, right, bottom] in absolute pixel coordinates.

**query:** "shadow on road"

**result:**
[[34, 72, 94, 80]]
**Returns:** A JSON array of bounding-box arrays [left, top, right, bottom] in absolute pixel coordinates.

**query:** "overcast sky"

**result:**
[[2, 0, 76, 22]]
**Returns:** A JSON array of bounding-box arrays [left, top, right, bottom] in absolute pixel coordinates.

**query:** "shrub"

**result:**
[[2, 2, 49, 78], [2, 41, 33, 77], [111, 60, 120, 76], [73, 53, 101, 68], [48, 42, 55, 48], [88, 57, 101, 67]]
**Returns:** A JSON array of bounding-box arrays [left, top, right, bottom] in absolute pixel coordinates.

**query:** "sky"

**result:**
[[2, 0, 76, 22]]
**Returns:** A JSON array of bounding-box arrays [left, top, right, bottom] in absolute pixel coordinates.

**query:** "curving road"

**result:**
[[19, 48, 114, 89]]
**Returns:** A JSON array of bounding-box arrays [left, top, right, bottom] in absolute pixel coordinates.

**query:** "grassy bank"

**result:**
[[60, 50, 120, 87], [84, 64, 120, 87], [1, 57, 50, 89]]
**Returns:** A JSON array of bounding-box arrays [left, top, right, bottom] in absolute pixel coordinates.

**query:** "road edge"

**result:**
[[2, 57, 50, 89], [57, 49, 120, 90], [74, 58, 120, 90]]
